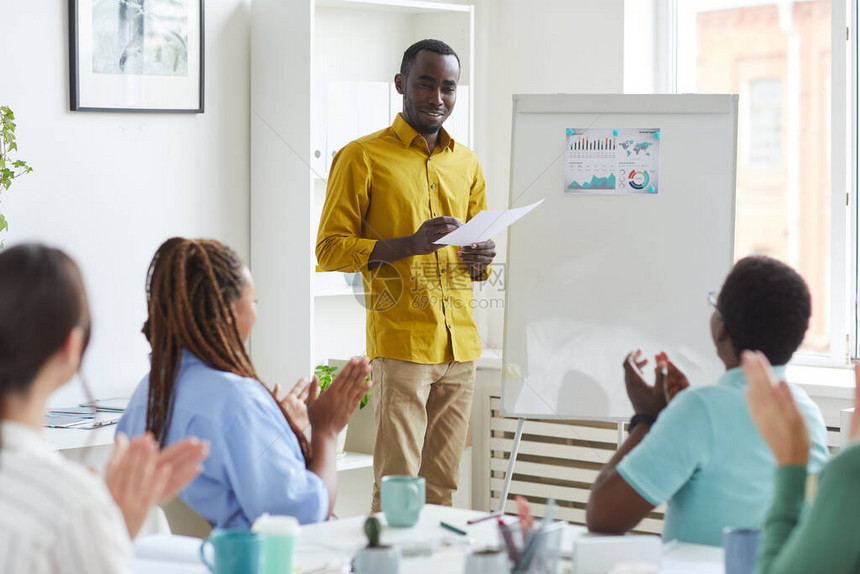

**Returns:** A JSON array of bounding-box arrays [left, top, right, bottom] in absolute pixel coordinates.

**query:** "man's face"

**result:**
[[395, 50, 459, 136]]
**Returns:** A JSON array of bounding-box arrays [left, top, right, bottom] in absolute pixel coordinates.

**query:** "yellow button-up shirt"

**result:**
[[316, 114, 488, 364]]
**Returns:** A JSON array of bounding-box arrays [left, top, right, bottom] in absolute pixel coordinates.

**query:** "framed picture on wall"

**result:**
[[69, 0, 204, 113]]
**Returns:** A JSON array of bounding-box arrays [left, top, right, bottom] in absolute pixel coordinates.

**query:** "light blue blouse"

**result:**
[[616, 365, 829, 546], [117, 351, 328, 529]]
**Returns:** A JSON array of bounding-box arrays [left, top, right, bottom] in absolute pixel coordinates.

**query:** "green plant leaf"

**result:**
[[0, 106, 32, 189], [0, 213, 8, 233]]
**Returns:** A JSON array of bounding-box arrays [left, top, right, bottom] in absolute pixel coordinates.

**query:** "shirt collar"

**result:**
[[1, 420, 52, 456], [391, 113, 455, 152], [717, 364, 787, 388], [149, 349, 201, 365]]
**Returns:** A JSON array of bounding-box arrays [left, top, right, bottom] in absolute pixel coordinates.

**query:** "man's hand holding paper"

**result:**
[[433, 200, 543, 246]]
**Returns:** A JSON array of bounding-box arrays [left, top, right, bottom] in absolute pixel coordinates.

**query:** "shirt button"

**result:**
[[428, 157, 432, 161], [433, 212, 438, 216], [441, 269, 446, 273], [431, 184, 436, 189]]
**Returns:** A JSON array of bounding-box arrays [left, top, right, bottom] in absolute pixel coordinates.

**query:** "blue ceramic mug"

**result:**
[[381, 475, 425, 527], [723, 527, 761, 574], [200, 529, 264, 574]]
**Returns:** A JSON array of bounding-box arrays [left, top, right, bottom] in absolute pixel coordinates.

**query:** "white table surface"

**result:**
[[133, 505, 723, 574], [43, 424, 119, 451], [43, 426, 373, 472]]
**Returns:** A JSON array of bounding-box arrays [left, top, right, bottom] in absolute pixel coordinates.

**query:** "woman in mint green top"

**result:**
[[743, 351, 860, 574]]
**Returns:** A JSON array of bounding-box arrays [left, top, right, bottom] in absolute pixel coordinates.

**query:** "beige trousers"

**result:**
[[370, 358, 476, 512]]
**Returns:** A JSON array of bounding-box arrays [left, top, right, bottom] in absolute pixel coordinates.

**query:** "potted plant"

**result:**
[[353, 516, 400, 574], [0, 106, 33, 248], [314, 362, 371, 456]]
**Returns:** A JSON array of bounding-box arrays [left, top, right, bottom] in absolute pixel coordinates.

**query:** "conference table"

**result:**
[[133, 505, 724, 573]]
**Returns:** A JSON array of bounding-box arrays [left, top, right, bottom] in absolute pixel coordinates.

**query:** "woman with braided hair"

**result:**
[[118, 237, 372, 528]]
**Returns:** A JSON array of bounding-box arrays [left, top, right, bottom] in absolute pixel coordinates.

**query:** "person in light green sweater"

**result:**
[[743, 350, 860, 574]]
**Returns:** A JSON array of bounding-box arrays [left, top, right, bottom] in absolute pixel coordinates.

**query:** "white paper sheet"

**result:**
[[433, 200, 543, 246]]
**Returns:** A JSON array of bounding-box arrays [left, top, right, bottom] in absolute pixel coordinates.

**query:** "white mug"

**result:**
[[354, 545, 401, 574], [608, 563, 660, 574], [464, 549, 509, 574]]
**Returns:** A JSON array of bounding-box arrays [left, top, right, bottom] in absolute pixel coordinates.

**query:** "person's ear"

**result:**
[[394, 73, 405, 95], [713, 316, 731, 343], [59, 326, 86, 372]]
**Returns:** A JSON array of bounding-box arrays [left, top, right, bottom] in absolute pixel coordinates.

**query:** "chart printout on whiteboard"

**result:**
[[433, 200, 544, 246], [564, 128, 661, 195]]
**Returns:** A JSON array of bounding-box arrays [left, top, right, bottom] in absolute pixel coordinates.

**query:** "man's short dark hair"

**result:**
[[400, 39, 460, 76], [717, 255, 811, 366]]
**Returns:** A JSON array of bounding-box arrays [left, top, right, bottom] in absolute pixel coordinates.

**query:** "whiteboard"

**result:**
[[502, 94, 738, 420]]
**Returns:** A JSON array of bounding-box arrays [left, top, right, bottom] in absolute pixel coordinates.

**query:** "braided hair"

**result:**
[[142, 237, 311, 463]]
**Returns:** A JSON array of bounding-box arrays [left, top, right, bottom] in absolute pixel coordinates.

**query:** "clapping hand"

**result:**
[[623, 350, 668, 418], [274, 377, 313, 433], [743, 350, 810, 466], [307, 357, 372, 438], [105, 433, 208, 538], [655, 351, 690, 402]]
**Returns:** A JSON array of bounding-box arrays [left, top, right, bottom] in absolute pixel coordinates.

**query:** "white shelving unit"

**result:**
[[251, 0, 475, 385]]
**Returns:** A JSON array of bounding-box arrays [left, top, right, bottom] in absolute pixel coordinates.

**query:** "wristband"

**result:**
[[628, 413, 656, 433]]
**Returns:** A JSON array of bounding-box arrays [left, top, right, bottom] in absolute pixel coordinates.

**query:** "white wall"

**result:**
[[0, 0, 624, 405], [0, 0, 252, 405]]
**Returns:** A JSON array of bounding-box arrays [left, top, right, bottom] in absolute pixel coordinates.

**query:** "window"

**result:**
[[746, 78, 784, 168], [627, 0, 851, 364]]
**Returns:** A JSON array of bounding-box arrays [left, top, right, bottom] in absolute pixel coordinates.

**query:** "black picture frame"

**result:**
[[69, 0, 205, 113]]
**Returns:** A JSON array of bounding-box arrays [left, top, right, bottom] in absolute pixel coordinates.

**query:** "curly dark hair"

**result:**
[[716, 255, 811, 366], [400, 39, 460, 77]]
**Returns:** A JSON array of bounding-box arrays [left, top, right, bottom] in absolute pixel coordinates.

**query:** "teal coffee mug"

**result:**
[[381, 475, 425, 527], [200, 529, 264, 574]]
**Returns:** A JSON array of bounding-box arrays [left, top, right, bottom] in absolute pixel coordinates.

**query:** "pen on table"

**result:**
[[497, 518, 520, 563], [440, 521, 468, 536], [466, 512, 502, 525]]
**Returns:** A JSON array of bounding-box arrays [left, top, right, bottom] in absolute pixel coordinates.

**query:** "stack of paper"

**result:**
[[79, 397, 129, 413], [44, 406, 122, 429]]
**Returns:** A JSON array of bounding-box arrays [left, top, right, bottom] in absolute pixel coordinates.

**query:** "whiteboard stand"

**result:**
[[497, 417, 526, 513]]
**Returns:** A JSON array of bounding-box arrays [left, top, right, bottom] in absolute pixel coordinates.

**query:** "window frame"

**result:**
[[628, 0, 856, 367]]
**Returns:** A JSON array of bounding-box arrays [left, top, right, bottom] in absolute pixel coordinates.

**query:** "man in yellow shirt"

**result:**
[[316, 39, 495, 511]]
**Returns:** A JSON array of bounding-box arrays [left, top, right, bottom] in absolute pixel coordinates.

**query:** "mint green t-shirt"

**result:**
[[616, 366, 829, 546]]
